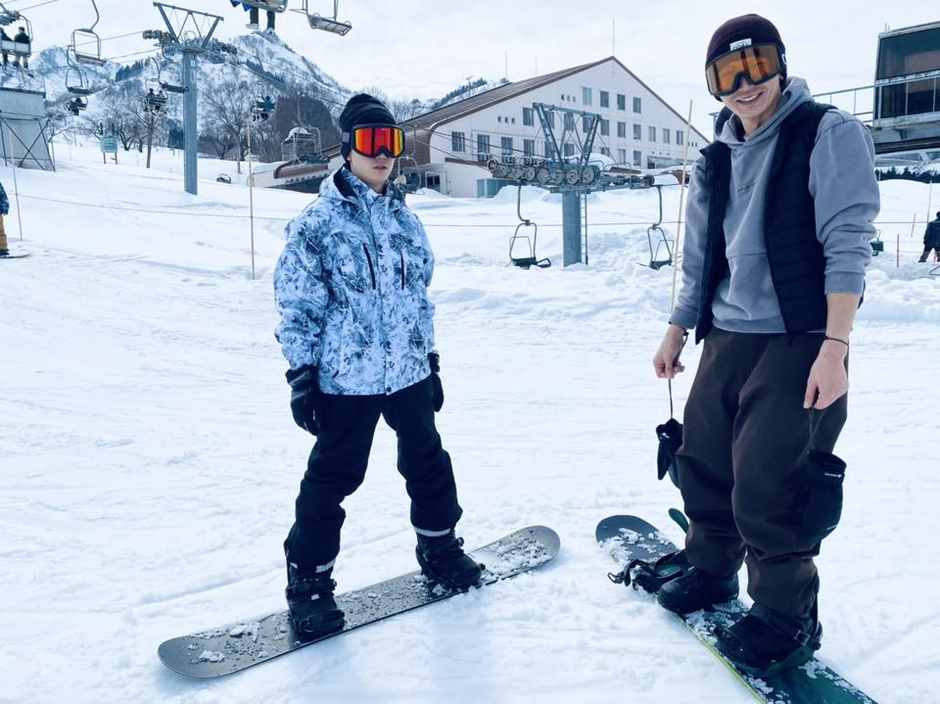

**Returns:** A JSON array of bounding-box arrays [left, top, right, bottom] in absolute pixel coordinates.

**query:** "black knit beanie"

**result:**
[[706, 14, 787, 79], [339, 93, 396, 160]]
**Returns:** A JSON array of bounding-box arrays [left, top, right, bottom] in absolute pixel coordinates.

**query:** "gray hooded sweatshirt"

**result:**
[[670, 76, 879, 334]]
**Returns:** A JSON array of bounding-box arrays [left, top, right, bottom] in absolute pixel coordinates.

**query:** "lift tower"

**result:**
[[152, 3, 224, 195]]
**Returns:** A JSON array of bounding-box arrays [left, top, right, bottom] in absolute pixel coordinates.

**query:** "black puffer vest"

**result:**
[[694, 102, 834, 343]]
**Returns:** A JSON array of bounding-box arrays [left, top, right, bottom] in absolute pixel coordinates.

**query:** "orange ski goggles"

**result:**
[[705, 43, 784, 97], [344, 124, 405, 158]]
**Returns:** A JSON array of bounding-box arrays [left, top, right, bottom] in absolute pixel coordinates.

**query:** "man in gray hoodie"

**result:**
[[651, 15, 879, 676]]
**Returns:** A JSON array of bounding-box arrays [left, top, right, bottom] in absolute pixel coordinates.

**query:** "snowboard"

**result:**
[[159, 525, 560, 679], [0, 252, 31, 259], [596, 515, 876, 704]]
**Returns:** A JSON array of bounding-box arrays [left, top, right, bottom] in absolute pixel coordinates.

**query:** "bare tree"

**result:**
[[388, 96, 424, 123], [202, 66, 253, 174], [84, 84, 141, 150]]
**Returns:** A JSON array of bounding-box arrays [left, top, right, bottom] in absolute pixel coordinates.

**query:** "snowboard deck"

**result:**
[[0, 252, 31, 259], [159, 525, 560, 679], [596, 515, 876, 704]]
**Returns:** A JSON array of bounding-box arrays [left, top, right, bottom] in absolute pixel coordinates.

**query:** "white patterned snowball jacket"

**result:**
[[274, 167, 436, 395]]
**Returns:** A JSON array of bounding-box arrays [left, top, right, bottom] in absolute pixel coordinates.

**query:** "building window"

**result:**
[[600, 146, 610, 156], [600, 90, 609, 108], [633, 150, 642, 166], [663, 128, 671, 144], [523, 107, 534, 126], [633, 96, 642, 113], [564, 143, 576, 157], [633, 123, 642, 140], [549, 111, 556, 128], [452, 131, 466, 153], [498, 116, 502, 123], [511, 117, 516, 124], [600, 119, 609, 136], [564, 113, 574, 131], [477, 133, 490, 158], [618, 148, 627, 164], [676, 130, 684, 146], [583, 115, 592, 132], [617, 121, 626, 138], [545, 140, 553, 158], [582, 86, 593, 106], [523, 139, 535, 158], [501, 136, 514, 158], [617, 93, 626, 111], [648, 126, 656, 142]]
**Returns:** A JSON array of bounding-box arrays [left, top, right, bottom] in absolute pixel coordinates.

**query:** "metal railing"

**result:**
[[813, 70, 940, 124]]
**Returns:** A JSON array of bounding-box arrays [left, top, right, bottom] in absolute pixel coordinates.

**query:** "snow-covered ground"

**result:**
[[2, 142, 938, 704]]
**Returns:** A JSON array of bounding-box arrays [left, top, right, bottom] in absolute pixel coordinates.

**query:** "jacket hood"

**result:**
[[716, 76, 814, 147]]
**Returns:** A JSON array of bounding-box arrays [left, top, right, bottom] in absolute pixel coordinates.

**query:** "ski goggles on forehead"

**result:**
[[344, 124, 405, 158], [705, 43, 784, 97]]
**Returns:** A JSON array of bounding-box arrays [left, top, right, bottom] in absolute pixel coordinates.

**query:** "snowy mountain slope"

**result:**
[[1, 143, 938, 703], [35, 30, 351, 112]]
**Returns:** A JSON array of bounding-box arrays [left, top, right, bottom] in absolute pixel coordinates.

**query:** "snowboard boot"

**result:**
[[0, 250, 9, 257], [415, 530, 485, 590], [285, 565, 345, 640], [715, 602, 822, 676], [657, 564, 739, 615]]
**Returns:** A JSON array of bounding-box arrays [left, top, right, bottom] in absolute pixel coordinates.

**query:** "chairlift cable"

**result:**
[[10, 0, 60, 11]]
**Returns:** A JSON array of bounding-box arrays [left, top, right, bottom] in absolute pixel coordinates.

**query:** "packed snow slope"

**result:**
[[2, 143, 938, 704]]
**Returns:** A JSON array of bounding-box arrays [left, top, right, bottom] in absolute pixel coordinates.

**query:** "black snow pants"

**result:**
[[284, 375, 463, 573], [677, 328, 848, 617]]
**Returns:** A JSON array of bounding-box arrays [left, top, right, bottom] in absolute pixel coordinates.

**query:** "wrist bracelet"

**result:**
[[823, 336, 849, 347]]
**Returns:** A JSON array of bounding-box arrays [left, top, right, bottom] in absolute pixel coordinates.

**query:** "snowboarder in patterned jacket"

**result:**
[[917, 211, 940, 262], [651, 15, 879, 676], [0, 181, 10, 256], [274, 94, 483, 640]]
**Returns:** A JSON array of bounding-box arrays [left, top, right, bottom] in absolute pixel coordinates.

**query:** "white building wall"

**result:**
[[424, 59, 709, 197]]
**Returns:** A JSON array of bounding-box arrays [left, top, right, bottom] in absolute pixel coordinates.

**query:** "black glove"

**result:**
[[286, 365, 321, 435], [428, 352, 444, 412]]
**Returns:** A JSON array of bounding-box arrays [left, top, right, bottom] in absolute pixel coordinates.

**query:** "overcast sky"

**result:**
[[20, 0, 940, 134]]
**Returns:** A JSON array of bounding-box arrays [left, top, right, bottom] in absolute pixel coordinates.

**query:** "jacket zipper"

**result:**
[[400, 251, 406, 290], [362, 244, 377, 290]]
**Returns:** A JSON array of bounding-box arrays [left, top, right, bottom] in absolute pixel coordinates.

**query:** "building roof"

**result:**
[[404, 56, 707, 142], [324, 56, 709, 158]]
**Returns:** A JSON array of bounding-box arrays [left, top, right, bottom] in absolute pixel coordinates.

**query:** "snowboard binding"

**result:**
[[607, 549, 691, 592]]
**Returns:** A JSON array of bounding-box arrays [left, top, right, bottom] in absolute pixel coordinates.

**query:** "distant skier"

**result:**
[[0, 28, 10, 67], [11, 25, 28, 69], [0, 180, 9, 256], [917, 211, 940, 262], [230, 1, 276, 31], [274, 93, 483, 640], [651, 15, 879, 675]]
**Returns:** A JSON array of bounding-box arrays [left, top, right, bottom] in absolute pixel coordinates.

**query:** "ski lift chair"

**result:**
[[0, 15, 32, 68], [71, 1, 106, 67], [294, 0, 351, 35], [67, 97, 88, 115], [646, 185, 674, 270], [869, 231, 884, 256], [65, 66, 93, 96], [509, 184, 551, 269], [146, 82, 169, 112], [252, 95, 276, 121]]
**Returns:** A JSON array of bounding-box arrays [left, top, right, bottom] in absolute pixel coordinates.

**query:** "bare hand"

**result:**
[[653, 325, 688, 379], [803, 342, 848, 409]]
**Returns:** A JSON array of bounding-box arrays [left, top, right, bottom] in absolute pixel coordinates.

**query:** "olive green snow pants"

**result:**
[[677, 328, 848, 617]]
